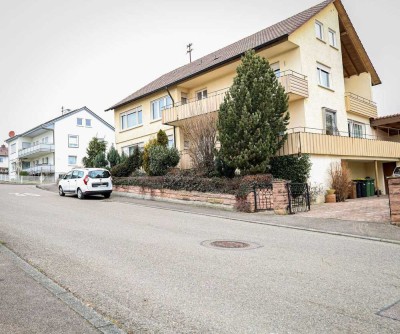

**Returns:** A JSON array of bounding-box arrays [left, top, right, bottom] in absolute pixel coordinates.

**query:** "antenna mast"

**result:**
[[186, 43, 193, 63]]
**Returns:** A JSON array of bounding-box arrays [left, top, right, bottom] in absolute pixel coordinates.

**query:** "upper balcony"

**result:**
[[18, 144, 55, 159], [162, 70, 308, 125], [345, 92, 378, 119], [277, 128, 400, 160], [277, 70, 308, 101]]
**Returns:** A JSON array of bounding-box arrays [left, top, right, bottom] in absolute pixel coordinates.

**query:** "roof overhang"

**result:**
[[371, 114, 400, 132], [334, 0, 381, 85]]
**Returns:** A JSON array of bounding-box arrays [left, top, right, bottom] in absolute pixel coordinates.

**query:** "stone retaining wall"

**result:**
[[114, 180, 290, 214]]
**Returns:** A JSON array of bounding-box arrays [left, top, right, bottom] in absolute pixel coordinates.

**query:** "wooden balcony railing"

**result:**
[[345, 92, 377, 118], [278, 128, 400, 159], [278, 70, 308, 100]]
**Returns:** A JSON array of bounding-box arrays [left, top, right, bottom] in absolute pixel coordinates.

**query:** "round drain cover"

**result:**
[[201, 240, 262, 250]]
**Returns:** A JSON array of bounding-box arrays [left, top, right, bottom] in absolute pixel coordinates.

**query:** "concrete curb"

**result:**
[[0, 244, 126, 334], [111, 197, 400, 246]]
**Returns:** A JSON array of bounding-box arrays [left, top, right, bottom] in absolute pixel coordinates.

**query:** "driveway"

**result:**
[[299, 196, 390, 223]]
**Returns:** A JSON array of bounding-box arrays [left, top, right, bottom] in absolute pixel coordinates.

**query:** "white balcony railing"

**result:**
[[22, 164, 55, 175], [18, 144, 55, 158]]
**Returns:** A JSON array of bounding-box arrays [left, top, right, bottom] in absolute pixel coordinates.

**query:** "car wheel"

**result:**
[[77, 188, 85, 200], [59, 186, 65, 196], [103, 193, 111, 199]]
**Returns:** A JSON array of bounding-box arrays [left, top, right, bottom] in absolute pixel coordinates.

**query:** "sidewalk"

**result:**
[[37, 183, 400, 244], [0, 245, 122, 334]]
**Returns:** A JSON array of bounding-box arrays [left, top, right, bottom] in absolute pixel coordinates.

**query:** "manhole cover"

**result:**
[[201, 240, 262, 250]]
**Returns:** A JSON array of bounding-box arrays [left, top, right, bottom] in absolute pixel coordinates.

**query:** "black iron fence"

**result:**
[[287, 183, 311, 214], [253, 184, 274, 212]]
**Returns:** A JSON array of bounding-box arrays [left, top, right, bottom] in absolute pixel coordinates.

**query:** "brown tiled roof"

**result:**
[[106, 0, 333, 111]]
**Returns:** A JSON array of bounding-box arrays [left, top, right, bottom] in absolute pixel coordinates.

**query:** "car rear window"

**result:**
[[88, 170, 111, 179]]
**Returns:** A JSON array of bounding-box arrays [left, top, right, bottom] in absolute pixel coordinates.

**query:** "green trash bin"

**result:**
[[366, 179, 375, 197]]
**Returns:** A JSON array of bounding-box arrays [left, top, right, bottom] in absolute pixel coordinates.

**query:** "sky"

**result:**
[[0, 0, 397, 145]]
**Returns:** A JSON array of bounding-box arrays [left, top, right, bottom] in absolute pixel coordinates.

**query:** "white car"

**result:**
[[58, 168, 112, 199]]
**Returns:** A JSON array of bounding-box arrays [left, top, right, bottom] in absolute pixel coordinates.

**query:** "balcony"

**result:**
[[278, 128, 400, 159], [345, 92, 377, 119], [278, 70, 309, 101], [18, 144, 55, 159], [163, 88, 228, 125], [22, 164, 55, 175]]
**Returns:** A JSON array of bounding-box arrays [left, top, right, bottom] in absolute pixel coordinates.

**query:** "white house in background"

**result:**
[[5, 107, 115, 180], [0, 144, 8, 174]]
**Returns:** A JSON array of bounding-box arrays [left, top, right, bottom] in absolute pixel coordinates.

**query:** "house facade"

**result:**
[[0, 144, 8, 174], [107, 0, 399, 196], [5, 107, 115, 180]]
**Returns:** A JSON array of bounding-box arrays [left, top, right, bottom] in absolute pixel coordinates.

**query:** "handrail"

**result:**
[[278, 70, 307, 80], [18, 143, 55, 155], [286, 127, 399, 141], [345, 92, 376, 106]]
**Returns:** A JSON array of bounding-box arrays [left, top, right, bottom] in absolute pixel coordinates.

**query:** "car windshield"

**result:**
[[88, 170, 111, 179], [394, 167, 400, 175]]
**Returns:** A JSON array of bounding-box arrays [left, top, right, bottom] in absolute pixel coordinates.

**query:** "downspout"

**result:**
[[165, 86, 177, 149]]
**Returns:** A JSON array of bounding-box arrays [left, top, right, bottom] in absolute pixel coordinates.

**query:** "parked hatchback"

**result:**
[[58, 168, 112, 199], [393, 167, 400, 177]]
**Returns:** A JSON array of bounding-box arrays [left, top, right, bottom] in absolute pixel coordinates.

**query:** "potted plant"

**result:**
[[325, 189, 336, 203]]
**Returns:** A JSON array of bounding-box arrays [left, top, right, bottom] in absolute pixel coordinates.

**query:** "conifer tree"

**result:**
[[217, 50, 289, 174]]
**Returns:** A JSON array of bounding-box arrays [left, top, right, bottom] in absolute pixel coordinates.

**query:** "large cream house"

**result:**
[[107, 0, 400, 196]]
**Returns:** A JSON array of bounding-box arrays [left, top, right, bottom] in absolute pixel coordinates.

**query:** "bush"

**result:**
[[19, 171, 29, 176], [329, 162, 351, 202], [269, 155, 311, 183], [113, 173, 273, 196], [214, 156, 236, 178], [110, 146, 142, 177], [148, 146, 180, 176], [142, 138, 159, 174], [156, 130, 168, 147]]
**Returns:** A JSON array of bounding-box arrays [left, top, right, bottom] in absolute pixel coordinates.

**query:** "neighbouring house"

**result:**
[[106, 0, 399, 196], [5, 107, 115, 180], [0, 144, 8, 174]]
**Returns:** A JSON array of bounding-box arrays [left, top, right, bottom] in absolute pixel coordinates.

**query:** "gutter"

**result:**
[[165, 86, 177, 149]]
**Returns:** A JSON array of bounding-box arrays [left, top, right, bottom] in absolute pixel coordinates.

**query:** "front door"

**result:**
[[383, 162, 396, 194]]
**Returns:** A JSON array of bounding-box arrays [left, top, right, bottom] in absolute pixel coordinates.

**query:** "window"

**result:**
[[0, 157, 3, 162], [22, 142, 30, 149], [77, 118, 83, 126], [328, 29, 337, 48], [181, 93, 188, 105], [71, 170, 80, 179], [324, 108, 338, 135], [168, 135, 174, 148], [88, 170, 111, 178], [11, 144, 16, 154], [196, 89, 207, 100], [41, 137, 49, 144], [121, 107, 143, 130], [151, 96, 172, 120], [68, 156, 77, 165], [315, 21, 324, 40], [348, 120, 365, 138], [122, 142, 144, 156], [64, 171, 72, 179], [317, 63, 331, 89], [68, 135, 79, 148], [11, 162, 16, 172], [42, 157, 49, 164], [85, 119, 92, 127], [184, 140, 190, 149], [270, 62, 281, 77]]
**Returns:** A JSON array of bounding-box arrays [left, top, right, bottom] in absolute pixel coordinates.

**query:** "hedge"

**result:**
[[113, 174, 273, 196]]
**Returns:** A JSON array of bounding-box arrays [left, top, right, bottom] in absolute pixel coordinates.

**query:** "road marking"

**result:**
[[9, 193, 41, 197]]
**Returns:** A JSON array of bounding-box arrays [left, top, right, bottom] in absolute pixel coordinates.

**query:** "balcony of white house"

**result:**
[[277, 127, 400, 159], [345, 92, 378, 119], [162, 70, 308, 125], [22, 164, 55, 175], [18, 144, 55, 159]]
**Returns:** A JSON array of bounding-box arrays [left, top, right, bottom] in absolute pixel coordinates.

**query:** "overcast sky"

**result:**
[[0, 0, 397, 145]]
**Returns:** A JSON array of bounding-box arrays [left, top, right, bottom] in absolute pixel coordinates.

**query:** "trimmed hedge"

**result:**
[[113, 174, 273, 196]]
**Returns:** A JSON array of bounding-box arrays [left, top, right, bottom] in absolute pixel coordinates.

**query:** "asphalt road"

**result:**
[[0, 184, 399, 333]]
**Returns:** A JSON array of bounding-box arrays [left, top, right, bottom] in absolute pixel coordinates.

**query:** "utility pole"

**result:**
[[186, 43, 193, 63]]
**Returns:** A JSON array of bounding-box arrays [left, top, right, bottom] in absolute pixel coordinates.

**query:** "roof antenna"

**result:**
[[186, 43, 193, 63], [61, 106, 64, 115]]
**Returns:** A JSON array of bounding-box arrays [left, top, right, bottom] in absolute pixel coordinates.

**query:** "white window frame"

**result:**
[[77, 118, 83, 126], [68, 135, 79, 148], [328, 29, 337, 48], [0, 157, 3, 162], [317, 62, 332, 89], [323, 108, 338, 135], [151, 96, 172, 121], [315, 20, 324, 41], [11, 143, 16, 154], [196, 89, 208, 100], [168, 135, 174, 148], [348, 120, 366, 139], [85, 119, 92, 127], [121, 106, 143, 130], [68, 155, 77, 165], [122, 142, 144, 156]]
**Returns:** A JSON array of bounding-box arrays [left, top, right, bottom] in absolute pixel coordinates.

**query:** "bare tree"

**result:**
[[329, 161, 351, 202], [180, 111, 218, 173]]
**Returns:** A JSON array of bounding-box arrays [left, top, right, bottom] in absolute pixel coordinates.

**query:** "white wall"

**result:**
[[54, 109, 115, 177]]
